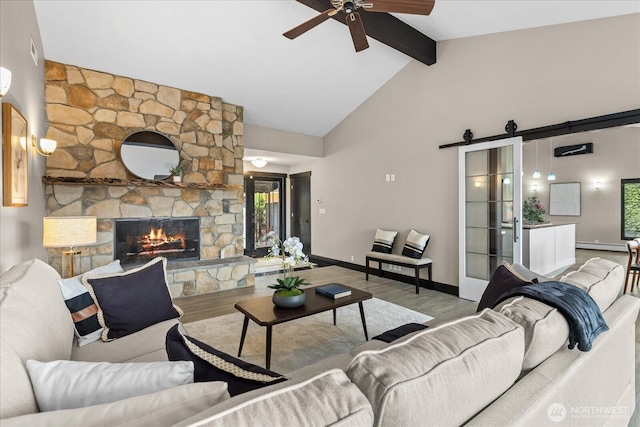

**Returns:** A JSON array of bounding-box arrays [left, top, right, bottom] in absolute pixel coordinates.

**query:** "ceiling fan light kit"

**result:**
[[284, 0, 435, 52]]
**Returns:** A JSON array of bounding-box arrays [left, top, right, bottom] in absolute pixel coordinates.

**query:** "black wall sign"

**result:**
[[554, 142, 593, 157]]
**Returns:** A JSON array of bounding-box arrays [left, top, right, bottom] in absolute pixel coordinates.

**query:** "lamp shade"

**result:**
[[36, 138, 57, 156], [43, 216, 97, 248]]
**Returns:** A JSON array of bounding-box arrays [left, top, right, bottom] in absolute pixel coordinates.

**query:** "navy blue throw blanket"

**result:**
[[493, 281, 608, 352]]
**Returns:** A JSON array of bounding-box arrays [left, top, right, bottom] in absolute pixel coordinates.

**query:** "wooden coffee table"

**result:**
[[234, 284, 372, 369]]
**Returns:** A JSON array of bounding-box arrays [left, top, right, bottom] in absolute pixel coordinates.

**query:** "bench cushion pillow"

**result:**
[[346, 309, 524, 427], [371, 229, 398, 254], [401, 229, 430, 259], [82, 257, 183, 341], [57, 260, 124, 347]]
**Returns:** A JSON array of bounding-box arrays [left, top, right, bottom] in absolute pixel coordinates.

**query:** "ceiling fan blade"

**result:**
[[284, 8, 337, 39], [362, 0, 435, 15], [346, 12, 369, 52]]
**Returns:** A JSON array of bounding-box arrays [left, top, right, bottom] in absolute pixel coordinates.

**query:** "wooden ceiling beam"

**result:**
[[294, 0, 437, 66]]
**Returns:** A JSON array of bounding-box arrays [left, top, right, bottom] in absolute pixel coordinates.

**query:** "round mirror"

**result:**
[[120, 131, 180, 180]]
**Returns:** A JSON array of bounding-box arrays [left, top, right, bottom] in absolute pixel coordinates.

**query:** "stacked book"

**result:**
[[315, 283, 351, 299]]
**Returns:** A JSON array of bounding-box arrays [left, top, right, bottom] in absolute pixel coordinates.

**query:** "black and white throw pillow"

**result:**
[[165, 325, 287, 396], [371, 229, 398, 254], [401, 229, 430, 259], [82, 257, 183, 341], [57, 260, 124, 347]]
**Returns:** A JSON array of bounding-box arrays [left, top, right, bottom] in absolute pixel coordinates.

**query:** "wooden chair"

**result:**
[[623, 238, 640, 294]]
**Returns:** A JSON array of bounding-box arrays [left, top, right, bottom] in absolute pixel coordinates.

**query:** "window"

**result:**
[[622, 178, 640, 240]]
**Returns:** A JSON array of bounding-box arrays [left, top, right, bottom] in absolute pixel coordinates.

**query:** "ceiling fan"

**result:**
[[284, 0, 436, 52]]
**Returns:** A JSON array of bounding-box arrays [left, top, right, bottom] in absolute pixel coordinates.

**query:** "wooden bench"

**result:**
[[365, 252, 433, 294]]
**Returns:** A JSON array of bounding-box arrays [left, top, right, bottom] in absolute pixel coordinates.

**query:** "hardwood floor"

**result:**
[[175, 265, 477, 325]]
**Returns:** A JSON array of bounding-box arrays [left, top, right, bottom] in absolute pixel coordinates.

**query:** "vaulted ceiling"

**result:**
[[33, 1, 639, 137]]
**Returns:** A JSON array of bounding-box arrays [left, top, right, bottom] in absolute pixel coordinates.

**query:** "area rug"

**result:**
[[184, 298, 433, 374]]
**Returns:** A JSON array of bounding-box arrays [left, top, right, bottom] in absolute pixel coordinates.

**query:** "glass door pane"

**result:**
[[459, 137, 522, 301], [253, 180, 281, 250]]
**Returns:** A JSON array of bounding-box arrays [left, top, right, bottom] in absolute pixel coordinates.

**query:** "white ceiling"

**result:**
[[33, 1, 639, 137]]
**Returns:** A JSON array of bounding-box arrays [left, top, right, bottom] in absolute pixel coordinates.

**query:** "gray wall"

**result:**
[[294, 14, 640, 287], [244, 123, 323, 157], [0, 0, 47, 273], [523, 126, 640, 248]]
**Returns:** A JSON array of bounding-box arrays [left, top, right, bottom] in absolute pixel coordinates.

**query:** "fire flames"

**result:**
[[138, 227, 186, 254]]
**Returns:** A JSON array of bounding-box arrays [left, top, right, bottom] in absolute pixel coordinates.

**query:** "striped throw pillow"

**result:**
[[371, 229, 398, 254], [401, 229, 430, 259], [57, 260, 124, 347]]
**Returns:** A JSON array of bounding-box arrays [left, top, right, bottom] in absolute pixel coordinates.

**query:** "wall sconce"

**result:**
[[502, 177, 511, 185], [594, 181, 601, 190], [474, 181, 482, 188], [0, 67, 11, 98], [251, 158, 267, 168], [32, 136, 57, 156], [533, 183, 539, 192]]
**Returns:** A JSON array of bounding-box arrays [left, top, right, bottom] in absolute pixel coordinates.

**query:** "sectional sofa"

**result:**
[[0, 257, 637, 426]]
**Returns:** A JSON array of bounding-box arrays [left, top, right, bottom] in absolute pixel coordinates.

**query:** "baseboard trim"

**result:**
[[575, 242, 626, 252], [309, 255, 458, 297]]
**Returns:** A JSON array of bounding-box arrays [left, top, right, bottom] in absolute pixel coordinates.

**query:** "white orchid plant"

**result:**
[[266, 233, 310, 296]]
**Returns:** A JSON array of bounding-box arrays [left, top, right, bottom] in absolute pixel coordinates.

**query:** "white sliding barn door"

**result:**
[[458, 137, 523, 301]]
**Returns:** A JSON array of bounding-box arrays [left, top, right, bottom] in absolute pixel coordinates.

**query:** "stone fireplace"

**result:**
[[43, 60, 255, 296], [114, 217, 200, 265]]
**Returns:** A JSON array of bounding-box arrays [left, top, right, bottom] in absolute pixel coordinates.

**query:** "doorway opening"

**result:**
[[244, 172, 287, 257], [290, 171, 312, 256]]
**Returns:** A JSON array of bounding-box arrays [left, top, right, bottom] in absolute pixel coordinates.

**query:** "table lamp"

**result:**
[[43, 216, 97, 277]]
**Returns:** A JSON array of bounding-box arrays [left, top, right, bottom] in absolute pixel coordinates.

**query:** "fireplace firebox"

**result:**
[[114, 218, 200, 265]]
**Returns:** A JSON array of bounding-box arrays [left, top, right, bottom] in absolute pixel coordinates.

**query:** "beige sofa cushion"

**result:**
[[175, 369, 374, 427], [560, 257, 624, 312], [0, 259, 75, 419], [1, 381, 229, 427], [346, 309, 524, 427], [496, 296, 569, 372], [71, 318, 179, 363]]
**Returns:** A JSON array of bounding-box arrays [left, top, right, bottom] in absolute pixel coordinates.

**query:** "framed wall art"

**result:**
[[2, 103, 29, 207], [549, 182, 581, 216]]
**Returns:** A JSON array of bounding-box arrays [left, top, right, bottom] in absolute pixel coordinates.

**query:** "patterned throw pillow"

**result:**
[[82, 257, 183, 341], [57, 260, 124, 347], [401, 229, 430, 259], [166, 325, 287, 396], [371, 229, 398, 254]]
